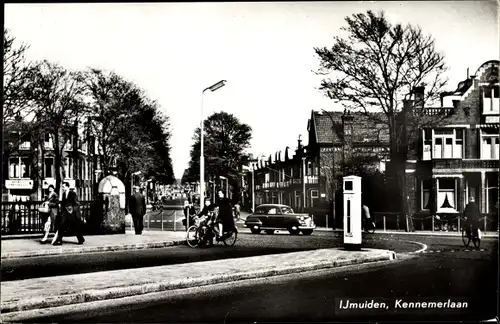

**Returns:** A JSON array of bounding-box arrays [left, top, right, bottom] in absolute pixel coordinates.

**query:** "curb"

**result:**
[[0, 249, 395, 315], [1, 240, 187, 260]]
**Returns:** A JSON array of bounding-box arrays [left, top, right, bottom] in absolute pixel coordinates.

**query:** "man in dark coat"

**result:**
[[216, 190, 236, 237], [52, 182, 84, 245], [129, 186, 146, 235], [464, 196, 481, 237]]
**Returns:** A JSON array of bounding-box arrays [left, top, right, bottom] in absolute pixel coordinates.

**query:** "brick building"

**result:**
[[2, 118, 101, 202], [246, 109, 390, 227], [404, 60, 499, 226]]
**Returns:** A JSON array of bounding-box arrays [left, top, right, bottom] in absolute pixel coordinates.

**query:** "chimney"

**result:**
[[413, 86, 425, 109]]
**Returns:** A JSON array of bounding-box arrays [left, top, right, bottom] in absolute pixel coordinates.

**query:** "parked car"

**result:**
[[243, 204, 316, 235]]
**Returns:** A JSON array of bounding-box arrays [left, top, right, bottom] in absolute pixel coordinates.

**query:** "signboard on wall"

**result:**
[[485, 116, 499, 124], [5, 179, 33, 190]]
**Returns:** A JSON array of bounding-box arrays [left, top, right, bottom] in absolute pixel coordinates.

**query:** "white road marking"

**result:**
[[406, 240, 428, 254]]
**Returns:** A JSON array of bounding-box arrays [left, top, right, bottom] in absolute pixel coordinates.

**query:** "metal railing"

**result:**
[[1, 200, 93, 235], [371, 212, 498, 232]]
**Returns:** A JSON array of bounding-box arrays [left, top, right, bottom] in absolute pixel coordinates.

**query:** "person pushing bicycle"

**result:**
[[464, 196, 480, 239]]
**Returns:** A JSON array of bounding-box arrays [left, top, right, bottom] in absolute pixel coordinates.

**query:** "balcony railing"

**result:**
[[422, 107, 454, 116], [432, 159, 499, 170]]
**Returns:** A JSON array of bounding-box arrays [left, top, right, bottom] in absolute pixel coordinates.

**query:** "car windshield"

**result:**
[[281, 207, 294, 214]]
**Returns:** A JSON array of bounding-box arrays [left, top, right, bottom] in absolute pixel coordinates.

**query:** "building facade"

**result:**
[[405, 60, 499, 225], [2, 119, 101, 202]]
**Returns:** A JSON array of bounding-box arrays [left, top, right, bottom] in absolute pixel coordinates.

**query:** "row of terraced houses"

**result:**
[[242, 60, 499, 230]]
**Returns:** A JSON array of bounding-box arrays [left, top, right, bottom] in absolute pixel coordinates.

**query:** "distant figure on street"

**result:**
[[129, 186, 146, 235], [464, 196, 480, 237], [52, 182, 84, 246]]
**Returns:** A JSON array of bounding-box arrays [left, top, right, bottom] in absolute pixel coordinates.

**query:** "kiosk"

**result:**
[[343, 175, 362, 250]]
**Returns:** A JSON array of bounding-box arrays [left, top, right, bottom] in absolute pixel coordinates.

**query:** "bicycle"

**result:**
[[186, 211, 238, 248], [461, 222, 481, 249]]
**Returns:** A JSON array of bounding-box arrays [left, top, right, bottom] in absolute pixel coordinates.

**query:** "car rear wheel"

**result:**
[[301, 229, 313, 235], [265, 230, 275, 235], [250, 227, 261, 234]]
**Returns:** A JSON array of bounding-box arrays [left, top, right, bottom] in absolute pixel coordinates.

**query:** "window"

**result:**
[[423, 129, 431, 160], [421, 180, 431, 210], [264, 173, 270, 183], [45, 158, 54, 178], [20, 157, 30, 178], [9, 158, 20, 178], [65, 157, 73, 178], [44, 133, 53, 149], [281, 206, 294, 214], [433, 129, 462, 159], [454, 129, 463, 158], [481, 130, 499, 159], [482, 86, 500, 113], [294, 190, 302, 210], [437, 178, 457, 212], [309, 189, 319, 208]]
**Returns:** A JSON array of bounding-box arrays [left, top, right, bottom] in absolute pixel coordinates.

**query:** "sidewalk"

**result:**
[[328, 228, 498, 237], [1, 247, 396, 319], [1, 230, 187, 260]]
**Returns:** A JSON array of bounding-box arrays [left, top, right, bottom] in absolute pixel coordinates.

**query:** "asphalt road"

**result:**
[[2, 230, 421, 281], [30, 235, 498, 323]]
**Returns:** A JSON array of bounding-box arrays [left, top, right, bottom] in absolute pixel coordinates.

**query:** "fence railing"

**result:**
[[371, 212, 498, 232], [1, 200, 93, 235]]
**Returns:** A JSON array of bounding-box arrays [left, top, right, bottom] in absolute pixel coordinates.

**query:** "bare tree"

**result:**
[[3, 29, 38, 126], [314, 10, 448, 231], [30, 60, 87, 193]]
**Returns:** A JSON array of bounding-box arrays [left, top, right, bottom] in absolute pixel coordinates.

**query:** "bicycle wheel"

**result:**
[[186, 225, 199, 248], [223, 230, 237, 246], [461, 228, 470, 248]]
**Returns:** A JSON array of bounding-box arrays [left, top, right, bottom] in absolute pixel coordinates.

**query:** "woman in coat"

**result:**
[[41, 184, 59, 243]]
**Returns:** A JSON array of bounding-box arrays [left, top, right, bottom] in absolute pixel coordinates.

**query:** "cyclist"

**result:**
[[196, 197, 217, 246], [215, 190, 236, 239], [464, 196, 480, 239]]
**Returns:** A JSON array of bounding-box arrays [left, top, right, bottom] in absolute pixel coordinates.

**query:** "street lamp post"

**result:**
[[200, 80, 226, 206]]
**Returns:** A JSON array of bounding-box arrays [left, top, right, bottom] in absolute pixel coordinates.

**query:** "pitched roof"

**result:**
[[312, 111, 389, 145]]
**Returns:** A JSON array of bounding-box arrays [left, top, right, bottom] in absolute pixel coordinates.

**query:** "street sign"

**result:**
[[5, 179, 33, 190]]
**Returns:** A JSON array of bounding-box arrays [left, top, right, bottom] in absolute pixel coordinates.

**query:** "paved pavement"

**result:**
[[0, 247, 395, 320], [1, 230, 187, 260]]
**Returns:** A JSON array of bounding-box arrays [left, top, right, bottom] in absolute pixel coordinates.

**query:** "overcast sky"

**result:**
[[5, 1, 498, 179]]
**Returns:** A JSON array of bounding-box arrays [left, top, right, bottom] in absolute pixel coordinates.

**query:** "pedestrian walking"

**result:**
[[52, 182, 85, 246], [40, 184, 58, 244], [129, 185, 146, 235]]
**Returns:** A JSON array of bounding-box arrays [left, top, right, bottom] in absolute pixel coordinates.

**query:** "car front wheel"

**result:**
[[301, 229, 313, 235], [265, 230, 275, 235], [250, 227, 261, 234], [289, 228, 300, 235]]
